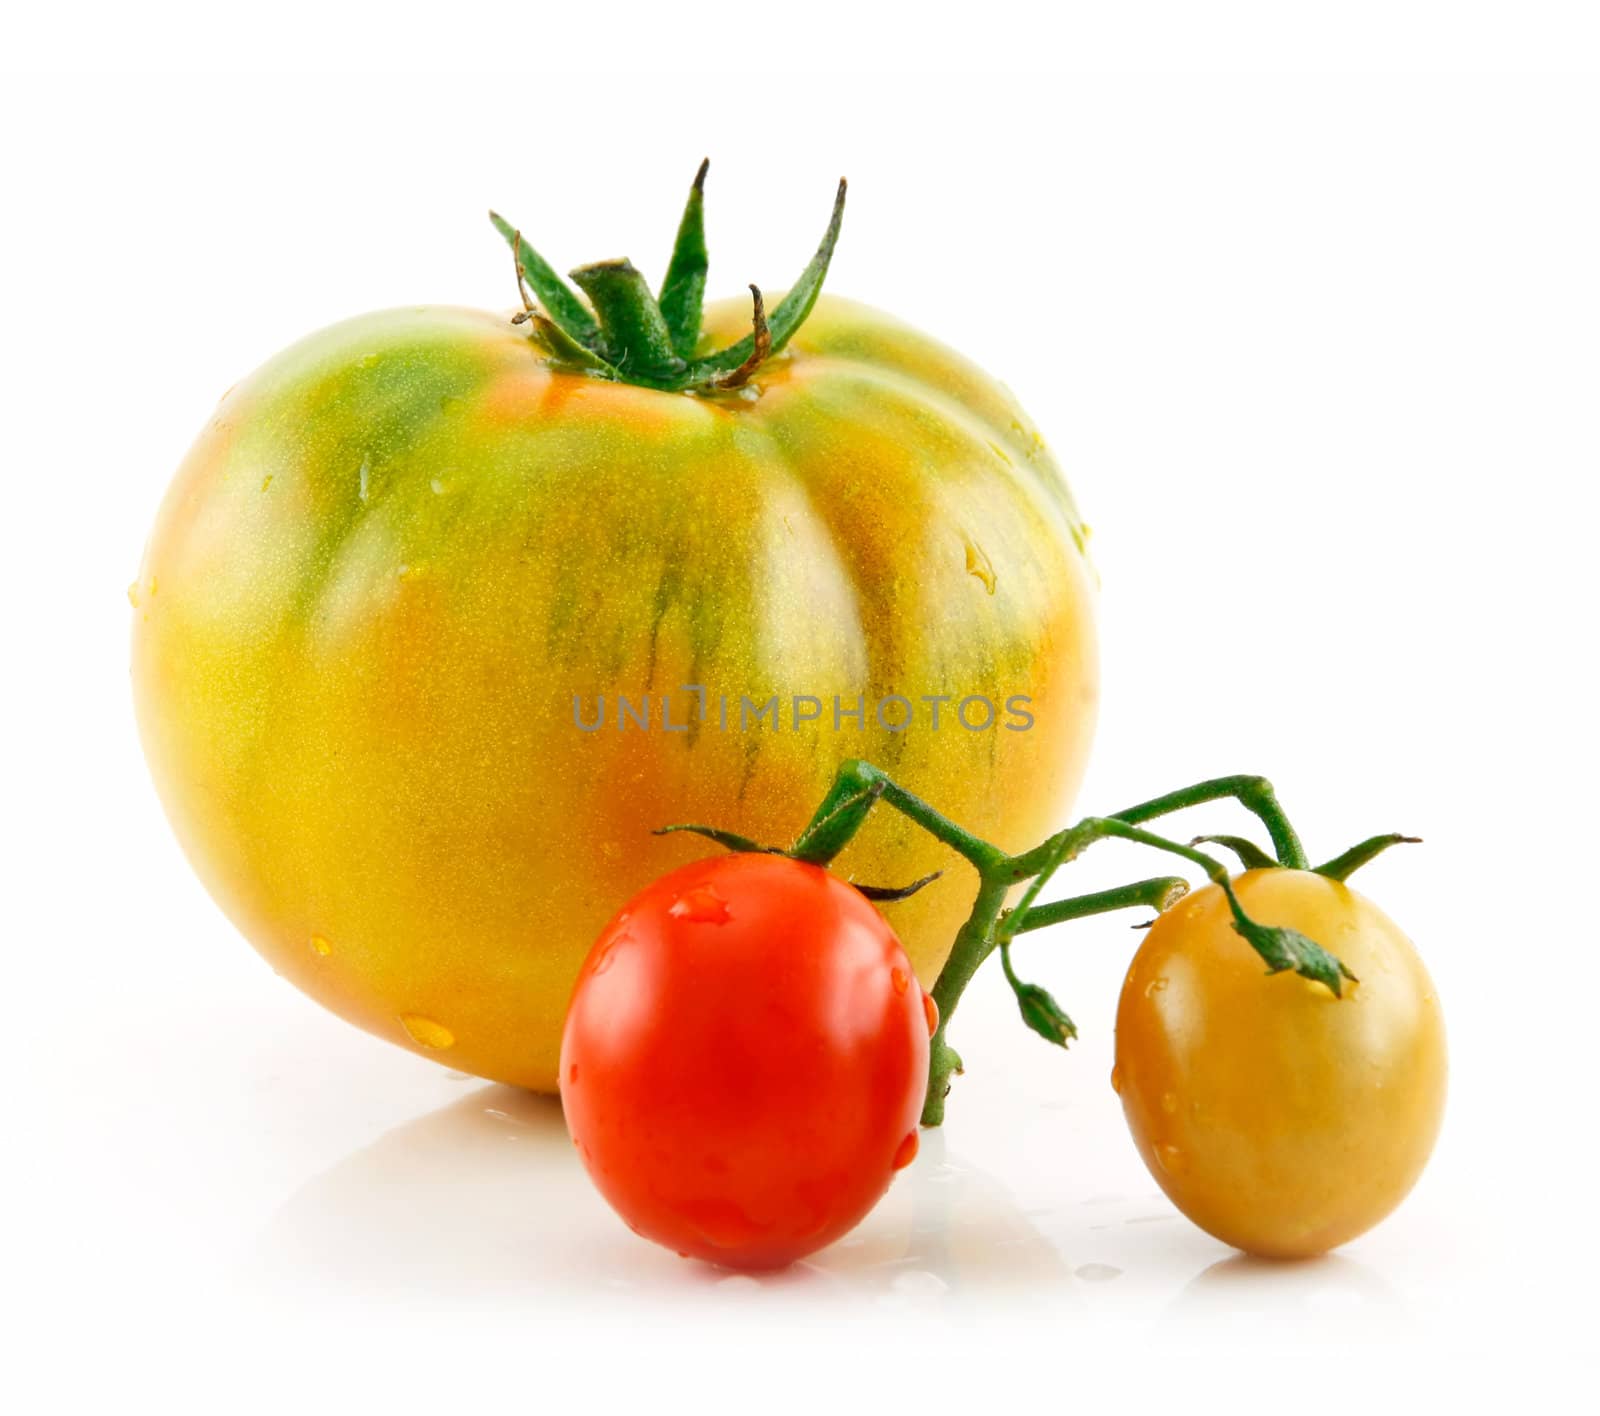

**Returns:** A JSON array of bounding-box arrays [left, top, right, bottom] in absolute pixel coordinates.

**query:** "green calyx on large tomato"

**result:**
[[131, 162, 1100, 1090], [490, 158, 847, 393]]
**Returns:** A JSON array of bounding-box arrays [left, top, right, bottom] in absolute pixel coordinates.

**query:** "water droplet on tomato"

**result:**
[[357, 455, 372, 503], [890, 967, 909, 995], [892, 1131, 920, 1170], [399, 1014, 455, 1050], [126, 581, 141, 608], [430, 476, 447, 495], [1110, 1065, 1123, 1094], [1160, 1090, 1177, 1115], [669, 885, 730, 924], [1156, 1143, 1188, 1177], [566, 1063, 578, 1085], [963, 537, 997, 594], [309, 934, 332, 957], [260, 474, 274, 492], [683, 1199, 763, 1249], [1144, 977, 1169, 997], [922, 991, 939, 1036]]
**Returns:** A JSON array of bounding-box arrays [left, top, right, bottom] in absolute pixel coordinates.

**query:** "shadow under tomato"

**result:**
[[1162, 1250, 1408, 1329], [245, 1082, 1072, 1306]]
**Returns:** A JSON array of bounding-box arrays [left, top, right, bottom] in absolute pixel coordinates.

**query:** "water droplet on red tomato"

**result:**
[[567, 1063, 579, 1085], [684, 1199, 764, 1249], [669, 885, 730, 924], [892, 1131, 920, 1170], [890, 967, 909, 995], [922, 992, 938, 1036]]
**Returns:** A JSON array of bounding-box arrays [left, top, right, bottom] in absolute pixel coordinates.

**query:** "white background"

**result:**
[[7, 6, 1597, 1411]]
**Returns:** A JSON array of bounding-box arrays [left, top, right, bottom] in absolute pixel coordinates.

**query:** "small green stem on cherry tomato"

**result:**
[[1073, 817, 1235, 885], [664, 760, 1360, 1125], [1190, 834, 1278, 872], [923, 872, 1011, 1127], [851, 871, 943, 902], [1107, 775, 1310, 871], [789, 764, 888, 865], [1066, 818, 1354, 996], [792, 759, 1003, 873], [1314, 833, 1422, 882], [1006, 876, 1191, 937], [654, 822, 778, 855]]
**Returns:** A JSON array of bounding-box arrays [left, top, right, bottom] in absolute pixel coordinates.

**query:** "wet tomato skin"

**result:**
[[560, 852, 931, 1270], [131, 296, 1098, 1093], [1115, 869, 1447, 1259]]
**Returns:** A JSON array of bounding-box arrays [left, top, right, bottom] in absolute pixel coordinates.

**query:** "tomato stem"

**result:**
[[1108, 775, 1310, 870], [785, 762, 1348, 1124], [664, 761, 1361, 1124], [923, 872, 1010, 1126], [1005, 876, 1191, 936], [491, 164, 847, 394], [570, 260, 686, 380], [1314, 833, 1421, 881], [1189, 834, 1278, 871]]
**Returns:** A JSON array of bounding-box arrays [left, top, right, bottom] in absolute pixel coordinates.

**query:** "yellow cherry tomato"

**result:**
[[1114, 869, 1446, 1258]]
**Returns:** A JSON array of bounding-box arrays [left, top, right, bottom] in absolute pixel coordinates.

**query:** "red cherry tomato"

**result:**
[[560, 852, 933, 1270]]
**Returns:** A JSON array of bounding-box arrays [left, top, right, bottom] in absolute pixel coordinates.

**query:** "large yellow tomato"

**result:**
[[133, 241, 1097, 1090], [1114, 869, 1447, 1258]]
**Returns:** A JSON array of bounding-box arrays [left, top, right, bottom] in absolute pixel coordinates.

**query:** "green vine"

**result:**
[[662, 760, 1417, 1127]]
